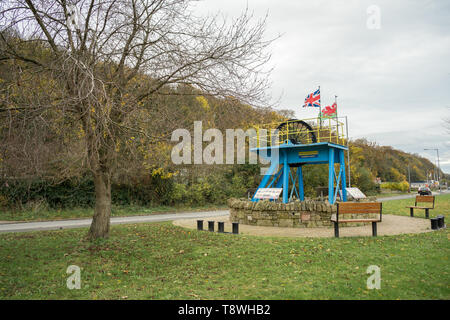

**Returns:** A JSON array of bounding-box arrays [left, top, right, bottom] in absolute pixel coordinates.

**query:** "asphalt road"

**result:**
[[0, 190, 447, 234]]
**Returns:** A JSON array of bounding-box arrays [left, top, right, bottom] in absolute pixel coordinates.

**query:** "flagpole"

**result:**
[[346, 115, 351, 188], [338, 96, 351, 188], [334, 95, 338, 144], [319, 85, 322, 129], [335, 95, 338, 117]]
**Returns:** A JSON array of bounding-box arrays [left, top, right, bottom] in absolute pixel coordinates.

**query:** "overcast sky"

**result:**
[[192, 0, 450, 174]]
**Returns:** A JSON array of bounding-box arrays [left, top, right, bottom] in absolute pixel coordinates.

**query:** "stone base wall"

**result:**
[[227, 198, 373, 228]]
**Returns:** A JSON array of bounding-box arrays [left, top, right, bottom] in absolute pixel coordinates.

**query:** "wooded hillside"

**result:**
[[0, 36, 444, 210]]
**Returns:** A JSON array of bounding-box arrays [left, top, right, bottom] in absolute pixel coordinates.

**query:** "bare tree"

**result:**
[[0, 0, 274, 239]]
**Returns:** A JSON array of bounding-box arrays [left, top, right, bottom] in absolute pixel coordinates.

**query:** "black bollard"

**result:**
[[232, 222, 239, 234], [430, 218, 439, 230], [197, 220, 204, 231], [218, 221, 225, 233], [208, 221, 214, 232], [437, 215, 445, 229]]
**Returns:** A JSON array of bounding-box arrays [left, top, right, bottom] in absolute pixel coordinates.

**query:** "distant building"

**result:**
[[410, 181, 428, 189]]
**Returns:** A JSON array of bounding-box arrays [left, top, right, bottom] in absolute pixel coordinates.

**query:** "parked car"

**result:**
[[418, 186, 432, 195]]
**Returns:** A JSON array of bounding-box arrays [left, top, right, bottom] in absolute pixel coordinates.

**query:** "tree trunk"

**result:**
[[88, 170, 112, 239]]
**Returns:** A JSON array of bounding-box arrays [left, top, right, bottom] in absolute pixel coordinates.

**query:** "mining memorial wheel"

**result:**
[[276, 119, 317, 145]]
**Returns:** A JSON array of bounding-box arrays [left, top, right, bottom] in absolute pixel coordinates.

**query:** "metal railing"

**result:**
[[253, 116, 348, 147]]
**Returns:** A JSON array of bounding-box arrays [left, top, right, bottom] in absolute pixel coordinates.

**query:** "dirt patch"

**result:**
[[173, 214, 433, 238]]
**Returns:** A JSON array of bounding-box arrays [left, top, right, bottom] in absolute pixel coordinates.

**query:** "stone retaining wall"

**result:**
[[227, 198, 373, 228]]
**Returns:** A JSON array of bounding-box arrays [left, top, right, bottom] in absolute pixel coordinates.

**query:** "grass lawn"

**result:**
[[0, 195, 449, 300], [0, 204, 227, 222], [383, 193, 450, 219]]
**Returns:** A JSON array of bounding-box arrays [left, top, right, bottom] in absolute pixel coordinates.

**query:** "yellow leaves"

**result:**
[[350, 146, 364, 162], [152, 167, 164, 176], [151, 167, 173, 179], [196, 95, 210, 111], [390, 168, 406, 182]]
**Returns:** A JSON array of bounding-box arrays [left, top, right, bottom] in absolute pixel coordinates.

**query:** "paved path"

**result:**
[[0, 210, 229, 233]]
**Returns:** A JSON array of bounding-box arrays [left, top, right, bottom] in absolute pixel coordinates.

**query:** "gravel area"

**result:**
[[173, 214, 433, 238]]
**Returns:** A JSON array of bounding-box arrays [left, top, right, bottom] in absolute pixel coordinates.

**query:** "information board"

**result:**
[[346, 187, 367, 199], [253, 188, 283, 200]]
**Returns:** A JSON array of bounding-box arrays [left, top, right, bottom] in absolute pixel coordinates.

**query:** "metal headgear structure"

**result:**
[[251, 116, 349, 204]]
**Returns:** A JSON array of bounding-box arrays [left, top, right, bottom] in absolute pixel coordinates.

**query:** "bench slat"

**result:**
[[337, 202, 382, 214], [416, 196, 434, 203], [338, 202, 381, 210], [338, 208, 381, 214], [331, 219, 380, 223]]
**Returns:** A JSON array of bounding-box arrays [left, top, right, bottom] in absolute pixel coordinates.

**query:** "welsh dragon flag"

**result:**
[[319, 102, 337, 119]]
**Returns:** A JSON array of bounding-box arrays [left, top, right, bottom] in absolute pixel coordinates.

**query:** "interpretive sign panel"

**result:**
[[346, 187, 366, 199], [254, 188, 283, 200]]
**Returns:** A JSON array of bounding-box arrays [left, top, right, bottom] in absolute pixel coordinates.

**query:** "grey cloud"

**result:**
[[193, 0, 450, 172]]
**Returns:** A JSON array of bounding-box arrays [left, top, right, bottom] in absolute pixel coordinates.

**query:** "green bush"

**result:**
[[0, 178, 95, 209], [170, 183, 188, 204], [353, 167, 378, 194]]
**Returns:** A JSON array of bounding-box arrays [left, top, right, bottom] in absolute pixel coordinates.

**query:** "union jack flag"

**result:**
[[303, 88, 321, 108]]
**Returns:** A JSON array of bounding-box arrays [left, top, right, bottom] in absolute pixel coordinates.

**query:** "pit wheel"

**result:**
[[276, 119, 317, 145]]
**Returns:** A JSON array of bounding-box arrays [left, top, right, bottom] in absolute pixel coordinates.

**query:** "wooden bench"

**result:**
[[406, 195, 435, 218], [331, 202, 382, 238]]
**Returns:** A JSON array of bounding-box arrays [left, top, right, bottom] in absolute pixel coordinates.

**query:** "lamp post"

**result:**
[[424, 148, 441, 192], [407, 164, 411, 193]]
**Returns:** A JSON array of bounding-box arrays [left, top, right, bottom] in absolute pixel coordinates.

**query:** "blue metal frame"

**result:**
[[251, 142, 348, 204]]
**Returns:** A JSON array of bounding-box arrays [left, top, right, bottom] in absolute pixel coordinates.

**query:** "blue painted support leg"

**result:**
[[275, 171, 284, 188], [282, 151, 289, 203], [267, 167, 283, 188], [339, 149, 347, 202], [252, 159, 279, 201], [328, 148, 335, 204], [297, 166, 304, 201]]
